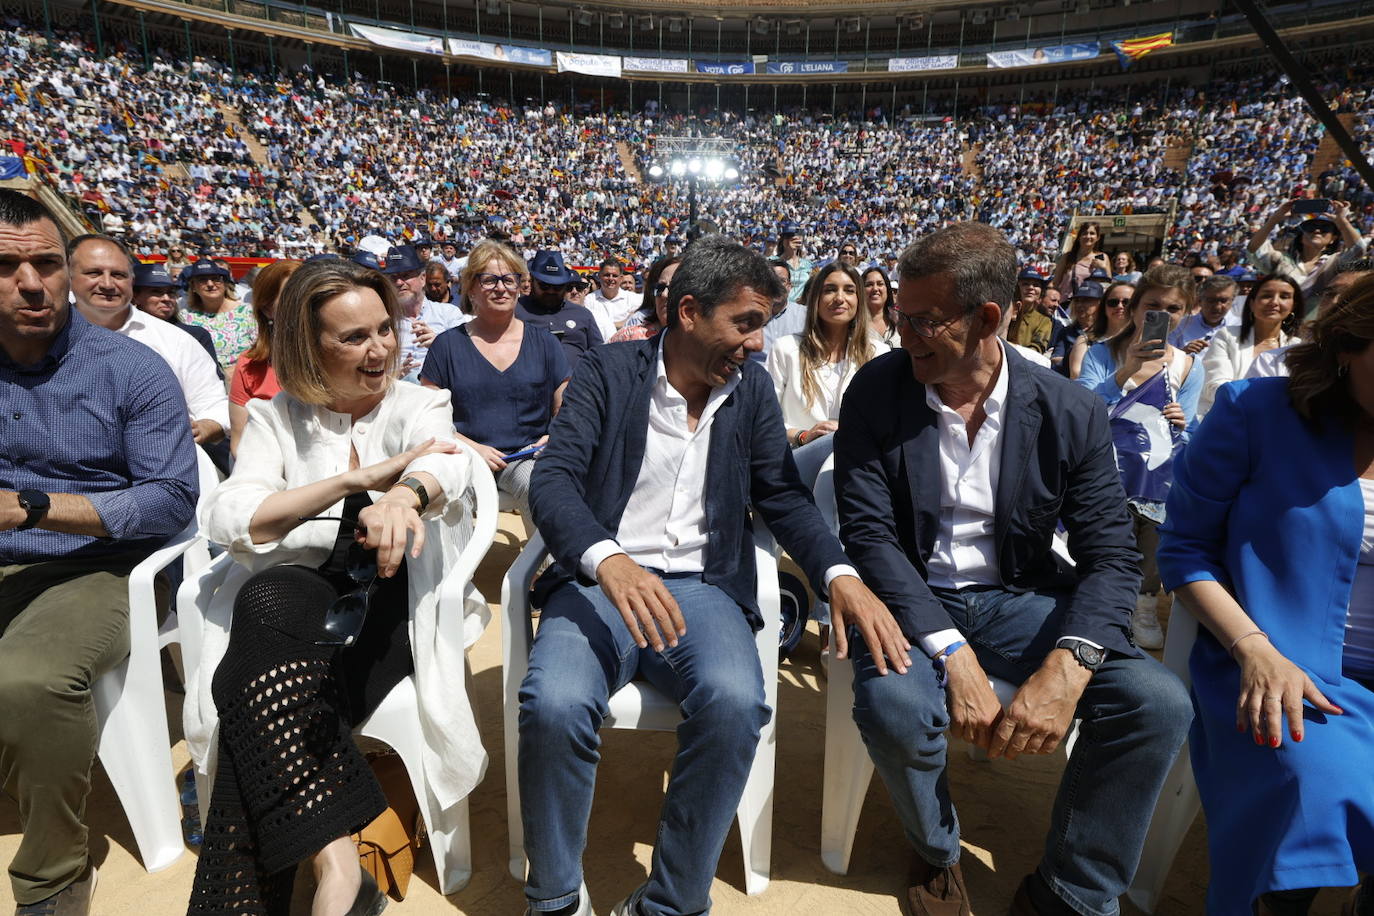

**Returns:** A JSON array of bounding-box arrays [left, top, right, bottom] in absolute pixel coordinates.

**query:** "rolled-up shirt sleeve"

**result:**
[[87, 357, 199, 540]]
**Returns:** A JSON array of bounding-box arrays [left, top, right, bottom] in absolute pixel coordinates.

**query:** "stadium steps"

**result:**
[[774, 155, 786, 187], [962, 142, 983, 180], [1163, 137, 1193, 174], [215, 101, 319, 228], [1311, 113, 1358, 180], [615, 140, 643, 183]]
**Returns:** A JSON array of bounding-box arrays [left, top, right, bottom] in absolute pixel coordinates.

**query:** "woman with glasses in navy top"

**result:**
[[421, 239, 570, 516]]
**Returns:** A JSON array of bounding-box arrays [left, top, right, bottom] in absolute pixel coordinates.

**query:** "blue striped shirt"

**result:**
[[0, 309, 199, 563]]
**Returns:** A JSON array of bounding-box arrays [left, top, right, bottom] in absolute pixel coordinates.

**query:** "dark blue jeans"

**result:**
[[850, 586, 1191, 916], [518, 574, 770, 916]]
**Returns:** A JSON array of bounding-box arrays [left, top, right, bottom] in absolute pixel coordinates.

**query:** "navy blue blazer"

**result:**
[[834, 346, 1142, 656], [528, 335, 850, 630]]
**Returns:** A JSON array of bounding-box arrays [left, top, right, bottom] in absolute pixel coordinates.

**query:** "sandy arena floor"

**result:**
[[0, 517, 1356, 914]]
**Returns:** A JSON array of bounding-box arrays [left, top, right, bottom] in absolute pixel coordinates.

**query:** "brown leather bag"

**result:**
[[354, 753, 426, 901]]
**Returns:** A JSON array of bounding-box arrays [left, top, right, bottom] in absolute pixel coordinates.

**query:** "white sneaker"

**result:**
[[525, 887, 594, 916], [1133, 595, 1165, 650]]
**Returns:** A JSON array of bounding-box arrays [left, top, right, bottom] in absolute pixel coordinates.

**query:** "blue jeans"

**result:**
[[850, 586, 1191, 916], [518, 574, 770, 916]]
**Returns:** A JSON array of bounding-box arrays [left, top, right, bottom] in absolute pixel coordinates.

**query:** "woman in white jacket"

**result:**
[[185, 259, 486, 916], [1197, 273, 1304, 418]]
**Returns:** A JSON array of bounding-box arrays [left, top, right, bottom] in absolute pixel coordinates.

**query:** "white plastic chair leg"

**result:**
[[819, 658, 873, 876], [92, 661, 185, 872], [1125, 746, 1199, 913]]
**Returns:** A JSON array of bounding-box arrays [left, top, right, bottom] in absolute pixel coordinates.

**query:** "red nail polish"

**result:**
[[1292, 731, 1303, 743], [1254, 733, 1263, 746], [1237, 723, 1246, 733], [1269, 736, 1280, 748]]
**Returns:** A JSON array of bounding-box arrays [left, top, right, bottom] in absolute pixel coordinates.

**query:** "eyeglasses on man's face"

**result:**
[[477, 273, 521, 291], [894, 310, 961, 338]]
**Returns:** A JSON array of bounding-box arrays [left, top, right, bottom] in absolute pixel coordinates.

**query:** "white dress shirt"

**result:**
[[579, 339, 857, 590], [587, 288, 641, 340], [116, 306, 230, 432], [919, 343, 1101, 659]]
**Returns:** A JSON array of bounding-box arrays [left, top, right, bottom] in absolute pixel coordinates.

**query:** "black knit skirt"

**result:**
[[187, 513, 413, 914]]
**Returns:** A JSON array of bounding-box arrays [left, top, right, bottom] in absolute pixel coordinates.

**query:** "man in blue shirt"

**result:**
[[0, 190, 198, 915], [1170, 275, 1238, 354], [517, 250, 603, 372]]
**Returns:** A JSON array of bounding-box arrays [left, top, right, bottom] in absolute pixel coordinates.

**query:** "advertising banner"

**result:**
[[695, 60, 754, 75], [764, 60, 849, 74], [985, 42, 1099, 68], [448, 37, 552, 66], [888, 54, 960, 72], [351, 23, 446, 56], [622, 56, 691, 74], [555, 51, 622, 78]]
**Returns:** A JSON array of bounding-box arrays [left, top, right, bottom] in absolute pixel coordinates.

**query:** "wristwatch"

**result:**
[[1055, 637, 1105, 672], [16, 490, 50, 531], [396, 477, 430, 513]]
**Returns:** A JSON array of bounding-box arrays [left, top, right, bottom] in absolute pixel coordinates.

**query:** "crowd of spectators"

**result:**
[[4, 16, 1374, 276]]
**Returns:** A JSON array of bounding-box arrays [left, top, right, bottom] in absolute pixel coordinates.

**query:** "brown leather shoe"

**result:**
[[902, 856, 971, 916]]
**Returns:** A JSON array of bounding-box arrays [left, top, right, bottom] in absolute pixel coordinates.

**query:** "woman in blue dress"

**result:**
[[1157, 273, 1374, 916], [420, 239, 569, 514]]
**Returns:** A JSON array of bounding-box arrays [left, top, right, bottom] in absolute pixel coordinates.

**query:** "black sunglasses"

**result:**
[[299, 516, 378, 647], [653, 282, 671, 297]]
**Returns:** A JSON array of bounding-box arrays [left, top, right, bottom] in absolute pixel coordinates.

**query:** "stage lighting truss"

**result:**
[[645, 138, 742, 185]]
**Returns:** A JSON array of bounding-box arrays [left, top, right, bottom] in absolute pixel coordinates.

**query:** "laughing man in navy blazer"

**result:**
[[522, 235, 907, 916], [833, 222, 1191, 916]]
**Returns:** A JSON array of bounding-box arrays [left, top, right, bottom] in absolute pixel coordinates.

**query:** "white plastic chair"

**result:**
[[813, 454, 1079, 874], [500, 520, 782, 895], [91, 523, 203, 874], [1125, 605, 1200, 913], [177, 457, 500, 895]]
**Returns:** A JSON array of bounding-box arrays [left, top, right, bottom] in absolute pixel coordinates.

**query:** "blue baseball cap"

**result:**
[[183, 259, 231, 281], [1017, 267, 1046, 285], [382, 245, 424, 275], [351, 249, 385, 271], [133, 262, 177, 288], [305, 252, 340, 262], [528, 250, 575, 285], [1072, 281, 1105, 300], [778, 220, 800, 239]]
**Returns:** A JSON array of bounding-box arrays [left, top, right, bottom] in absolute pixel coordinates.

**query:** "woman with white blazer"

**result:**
[[184, 259, 488, 916], [1197, 273, 1303, 418]]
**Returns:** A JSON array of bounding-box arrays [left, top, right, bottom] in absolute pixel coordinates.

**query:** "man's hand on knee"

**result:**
[[829, 575, 910, 675], [595, 553, 686, 651], [944, 646, 1003, 750], [990, 649, 1091, 760]]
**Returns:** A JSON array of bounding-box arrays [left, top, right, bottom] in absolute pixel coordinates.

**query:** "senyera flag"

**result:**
[[1111, 32, 1174, 70], [1108, 368, 1180, 504]]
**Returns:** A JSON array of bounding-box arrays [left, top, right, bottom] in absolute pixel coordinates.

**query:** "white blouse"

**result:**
[[1345, 478, 1374, 679], [767, 332, 891, 430], [186, 381, 490, 809], [1197, 325, 1297, 419]]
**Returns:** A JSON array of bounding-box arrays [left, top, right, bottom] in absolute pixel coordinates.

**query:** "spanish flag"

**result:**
[[12, 81, 27, 104], [1112, 32, 1173, 69]]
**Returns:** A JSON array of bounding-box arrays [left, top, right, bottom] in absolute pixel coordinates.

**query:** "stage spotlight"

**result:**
[[670, 160, 687, 176], [704, 158, 724, 180], [724, 167, 739, 181], [687, 158, 702, 175], [648, 164, 665, 178]]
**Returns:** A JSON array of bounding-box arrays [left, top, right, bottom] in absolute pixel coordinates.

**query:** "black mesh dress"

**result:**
[[188, 493, 414, 915]]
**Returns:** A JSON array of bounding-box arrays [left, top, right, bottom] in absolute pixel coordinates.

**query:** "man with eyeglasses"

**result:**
[[1171, 275, 1238, 354], [834, 221, 1190, 916], [517, 250, 603, 371], [1246, 258, 1374, 379]]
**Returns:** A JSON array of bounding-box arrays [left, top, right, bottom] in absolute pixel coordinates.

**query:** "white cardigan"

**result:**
[[767, 332, 890, 429], [185, 381, 490, 810], [1197, 325, 1298, 419]]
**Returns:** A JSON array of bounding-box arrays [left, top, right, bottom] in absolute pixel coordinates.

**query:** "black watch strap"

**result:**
[[1055, 637, 1105, 671], [16, 490, 50, 531], [398, 477, 429, 513]]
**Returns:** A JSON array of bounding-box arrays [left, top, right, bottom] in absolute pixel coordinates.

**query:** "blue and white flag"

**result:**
[[1109, 369, 1179, 503]]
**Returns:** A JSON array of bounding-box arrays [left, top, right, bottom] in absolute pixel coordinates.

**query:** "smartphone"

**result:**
[[1140, 309, 1171, 352], [1292, 198, 1331, 215]]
